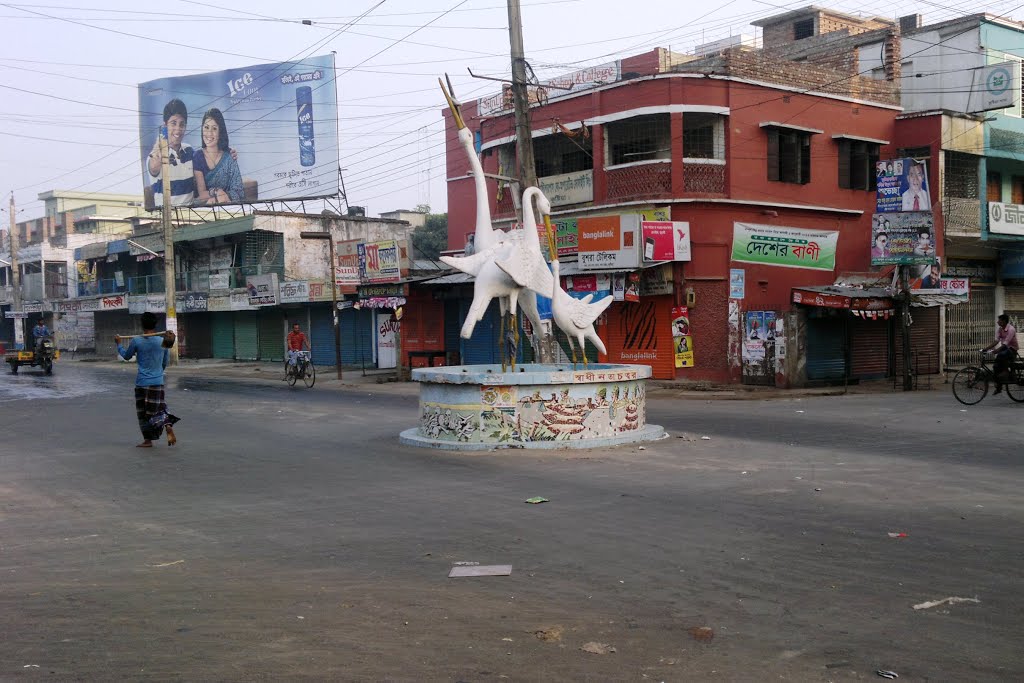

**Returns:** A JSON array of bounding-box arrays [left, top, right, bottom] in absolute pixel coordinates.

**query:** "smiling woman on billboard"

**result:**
[[194, 108, 244, 205]]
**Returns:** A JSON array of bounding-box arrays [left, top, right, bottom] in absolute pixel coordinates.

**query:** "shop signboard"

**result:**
[[988, 201, 1024, 236], [641, 221, 691, 262], [871, 212, 936, 266], [279, 280, 310, 304], [178, 292, 208, 312], [578, 214, 640, 270], [358, 239, 402, 284], [246, 273, 279, 306], [876, 157, 931, 213], [538, 170, 593, 207], [732, 223, 838, 271]]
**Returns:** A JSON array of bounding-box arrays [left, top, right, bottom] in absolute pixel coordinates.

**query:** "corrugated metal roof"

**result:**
[[173, 215, 255, 243], [74, 241, 109, 260]]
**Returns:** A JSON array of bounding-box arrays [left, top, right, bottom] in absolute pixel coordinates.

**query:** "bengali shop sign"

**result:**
[[732, 223, 837, 271]]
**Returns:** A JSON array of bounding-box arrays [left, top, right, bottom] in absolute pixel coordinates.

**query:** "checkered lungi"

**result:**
[[135, 385, 180, 440]]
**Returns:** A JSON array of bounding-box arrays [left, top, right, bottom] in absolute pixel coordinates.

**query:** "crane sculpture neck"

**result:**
[[459, 129, 499, 252]]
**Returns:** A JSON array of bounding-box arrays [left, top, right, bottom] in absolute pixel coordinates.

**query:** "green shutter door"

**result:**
[[258, 308, 285, 361], [233, 311, 259, 360], [211, 312, 234, 359]]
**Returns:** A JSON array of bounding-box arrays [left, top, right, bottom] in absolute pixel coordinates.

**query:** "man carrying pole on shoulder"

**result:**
[[115, 312, 180, 448]]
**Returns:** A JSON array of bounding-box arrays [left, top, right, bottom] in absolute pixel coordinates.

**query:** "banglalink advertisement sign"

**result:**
[[138, 55, 338, 210]]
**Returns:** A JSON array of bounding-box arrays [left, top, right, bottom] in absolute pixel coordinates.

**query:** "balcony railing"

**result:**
[[606, 161, 672, 202], [45, 282, 68, 299], [77, 278, 125, 297], [0, 285, 12, 304], [128, 274, 165, 295], [683, 160, 726, 195], [942, 197, 981, 235]]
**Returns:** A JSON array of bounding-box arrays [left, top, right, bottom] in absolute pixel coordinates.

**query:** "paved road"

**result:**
[[1, 363, 1021, 681]]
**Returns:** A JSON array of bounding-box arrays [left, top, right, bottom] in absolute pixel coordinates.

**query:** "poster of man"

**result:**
[[870, 212, 937, 266], [876, 158, 931, 213]]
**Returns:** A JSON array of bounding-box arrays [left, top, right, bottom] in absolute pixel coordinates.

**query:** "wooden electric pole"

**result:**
[[507, 0, 538, 192]]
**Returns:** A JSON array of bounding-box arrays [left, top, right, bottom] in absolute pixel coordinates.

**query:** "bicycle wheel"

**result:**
[[303, 361, 316, 388], [952, 367, 989, 405], [287, 363, 298, 387], [1006, 369, 1024, 402]]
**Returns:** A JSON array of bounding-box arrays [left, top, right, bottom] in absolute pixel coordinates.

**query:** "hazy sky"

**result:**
[[3, 0, 1021, 223]]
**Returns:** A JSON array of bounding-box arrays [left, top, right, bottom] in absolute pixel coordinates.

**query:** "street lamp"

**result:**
[[300, 230, 342, 379]]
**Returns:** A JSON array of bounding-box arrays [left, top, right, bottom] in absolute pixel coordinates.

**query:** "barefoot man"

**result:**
[[115, 312, 180, 448]]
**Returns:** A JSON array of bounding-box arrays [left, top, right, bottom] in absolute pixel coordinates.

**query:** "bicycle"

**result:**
[[951, 351, 1024, 405], [284, 351, 316, 388]]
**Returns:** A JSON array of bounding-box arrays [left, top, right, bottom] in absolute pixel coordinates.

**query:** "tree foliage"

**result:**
[[411, 207, 448, 260]]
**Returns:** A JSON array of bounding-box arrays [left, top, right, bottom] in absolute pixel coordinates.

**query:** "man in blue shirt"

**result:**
[[32, 319, 50, 352], [115, 312, 180, 448]]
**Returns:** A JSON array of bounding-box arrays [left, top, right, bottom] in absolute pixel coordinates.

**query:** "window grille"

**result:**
[[683, 113, 725, 160], [943, 151, 979, 199], [837, 139, 879, 190], [533, 129, 593, 177], [766, 128, 811, 184], [606, 114, 671, 166], [794, 18, 814, 40]]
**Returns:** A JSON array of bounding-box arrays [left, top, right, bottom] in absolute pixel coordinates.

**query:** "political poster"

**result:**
[[876, 158, 931, 213], [138, 54, 338, 210], [870, 212, 936, 266]]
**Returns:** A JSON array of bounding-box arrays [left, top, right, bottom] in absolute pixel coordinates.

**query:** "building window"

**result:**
[[987, 172, 1003, 202], [794, 18, 814, 40], [606, 114, 671, 166], [944, 151, 980, 199], [837, 139, 880, 190], [533, 128, 593, 177], [766, 128, 812, 184], [1012, 175, 1024, 204], [683, 113, 725, 160]]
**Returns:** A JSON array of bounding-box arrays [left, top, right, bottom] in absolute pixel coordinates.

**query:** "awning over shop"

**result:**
[[173, 215, 255, 243], [792, 286, 895, 311], [74, 242, 109, 261]]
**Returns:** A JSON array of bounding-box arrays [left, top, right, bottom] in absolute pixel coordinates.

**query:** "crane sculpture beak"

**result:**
[[439, 75, 466, 130], [543, 214, 557, 262]]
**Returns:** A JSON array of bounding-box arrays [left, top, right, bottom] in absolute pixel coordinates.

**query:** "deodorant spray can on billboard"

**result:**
[[296, 86, 315, 167]]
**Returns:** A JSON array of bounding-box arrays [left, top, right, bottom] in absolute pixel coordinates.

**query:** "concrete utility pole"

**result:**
[[160, 128, 178, 365], [899, 265, 913, 391], [9, 192, 24, 349], [300, 227, 343, 379]]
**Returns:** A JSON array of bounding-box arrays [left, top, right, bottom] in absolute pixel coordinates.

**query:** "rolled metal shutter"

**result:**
[[258, 308, 285, 361], [604, 297, 674, 379], [211, 312, 234, 359], [181, 313, 212, 359], [849, 316, 890, 379], [895, 307, 940, 375], [343, 308, 374, 367], [1005, 287, 1024, 330], [444, 299, 462, 362], [806, 315, 846, 380], [310, 306, 334, 366], [460, 299, 500, 365], [95, 310, 136, 358], [233, 311, 259, 360]]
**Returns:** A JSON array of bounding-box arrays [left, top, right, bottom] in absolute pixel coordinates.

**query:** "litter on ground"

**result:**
[[912, 596, 980, 611], [449, 565, 513, 578], [524, 497, 549, 504]]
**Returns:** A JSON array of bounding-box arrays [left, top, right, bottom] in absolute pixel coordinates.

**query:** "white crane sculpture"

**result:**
[[436, 76, 543, 370], [548, 258, 613, 369]]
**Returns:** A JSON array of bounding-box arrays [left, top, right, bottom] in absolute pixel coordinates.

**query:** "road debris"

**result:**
[[449, 564, 512, 578], [524, 497, 548, 504], [581, 641, 615, 654], [638, 446, 646, 451], [701, 436, 711, 441], [146, 559, 184, 568], [534, 626, 563, 642], [912, 596, 980, 611], [876, 670, 899, 679], [887, 532, 909, 538], [453, 561, 480, 566], [687, 626, 714, 642]]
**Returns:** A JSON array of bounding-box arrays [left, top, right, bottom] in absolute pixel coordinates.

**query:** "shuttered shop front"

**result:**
[[946, 286, 995, 367], [181, 313, 212, 359], [895, 306, 940, 375], [233, 311, 259, 361], [849, 316, 890, 379], [604, 296, 674, 380], [94, 310, 141, 358], [460, 299, 501, 366], [258, 308, 285, 361], [1005, 286, 1024, 329], [211, 312, 234, 359], [806, 313, 846, 381], [310, 305, 374, 367]]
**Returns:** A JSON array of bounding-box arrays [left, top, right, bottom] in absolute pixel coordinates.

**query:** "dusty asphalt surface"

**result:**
[[0, 363, 1022, 682]]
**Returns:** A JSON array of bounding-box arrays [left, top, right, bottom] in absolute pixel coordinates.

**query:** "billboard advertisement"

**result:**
[[870, 212, 936, 266], [578, 214, 640, 270], [138, 55, 338, 210], [876, 158, 931, 213]]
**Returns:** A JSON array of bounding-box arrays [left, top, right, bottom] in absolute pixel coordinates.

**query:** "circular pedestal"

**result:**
[[402, 363, 665, 451]]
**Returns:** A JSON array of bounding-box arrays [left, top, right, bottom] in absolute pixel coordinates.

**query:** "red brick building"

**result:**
[[431, 46, 904, 384]]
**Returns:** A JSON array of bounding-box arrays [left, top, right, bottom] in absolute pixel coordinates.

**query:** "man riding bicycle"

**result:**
[[286, 322, 310, 372], [983, 313, 1019, 395]]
